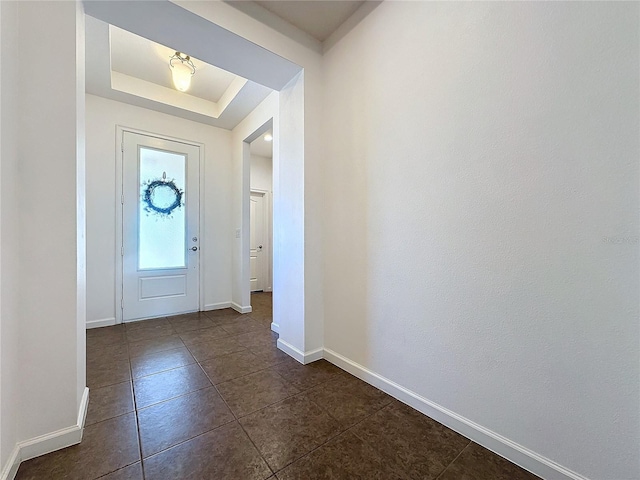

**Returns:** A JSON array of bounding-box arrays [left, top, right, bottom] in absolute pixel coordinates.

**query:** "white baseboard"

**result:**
[[276, 339, 323, 364], [323, 349, 589, 480], [304, 347, 324, 363], [270, 322, 280, 334], [204, 302, 232, 311], [231, 302, 252, 314], [20, 387, 89, 462], [1, 387, 89, 480], [86, 317, 116, 329], [0, 444, 20, 480]]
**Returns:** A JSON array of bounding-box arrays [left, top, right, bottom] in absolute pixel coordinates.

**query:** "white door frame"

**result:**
[[115, 125, 206, 324]]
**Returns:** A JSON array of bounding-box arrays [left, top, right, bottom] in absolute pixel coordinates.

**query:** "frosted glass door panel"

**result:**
[[138, 147, 187, 270]]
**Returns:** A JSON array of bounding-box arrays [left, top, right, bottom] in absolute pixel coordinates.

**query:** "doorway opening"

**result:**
[[245, 119, 275, 331]]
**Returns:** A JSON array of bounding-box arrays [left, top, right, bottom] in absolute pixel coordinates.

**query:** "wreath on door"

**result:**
[[142, 172, 184, 217]]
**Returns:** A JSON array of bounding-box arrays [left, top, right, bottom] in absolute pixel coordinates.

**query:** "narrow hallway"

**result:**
[[17, 293, 538, 479]]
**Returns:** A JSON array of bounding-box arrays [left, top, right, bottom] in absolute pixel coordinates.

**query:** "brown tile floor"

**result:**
[[16, 292, 540, 480]]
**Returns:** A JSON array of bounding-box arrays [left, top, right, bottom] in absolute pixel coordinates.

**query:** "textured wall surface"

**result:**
[[322, 3, 639, 479]]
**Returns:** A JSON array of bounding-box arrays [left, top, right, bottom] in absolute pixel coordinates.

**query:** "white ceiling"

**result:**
[[85, 16, 273, 130], [110, 27, 238, 104], [85, 1, 378, 129], [250, 130, 274, 158], [254, 1, 365, 42]]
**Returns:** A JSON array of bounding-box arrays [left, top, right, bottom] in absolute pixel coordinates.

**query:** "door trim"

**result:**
[[115, 125, 205, 324]]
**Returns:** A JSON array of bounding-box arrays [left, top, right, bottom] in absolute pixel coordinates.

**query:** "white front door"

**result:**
[[122, 131, 200, 322], [250, 191, 266, 292]]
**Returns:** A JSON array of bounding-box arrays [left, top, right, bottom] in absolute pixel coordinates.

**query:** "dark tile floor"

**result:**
[[16, 292, 540, 480]]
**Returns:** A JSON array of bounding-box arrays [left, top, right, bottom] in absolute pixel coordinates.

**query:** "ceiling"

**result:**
[[85, 1, 378, 129], [85, 16, 273, 130], [110, 27, 238, 104], [226, 1, 378, 52], [250, 130, 274, 158], [254, 1, 365, 42]]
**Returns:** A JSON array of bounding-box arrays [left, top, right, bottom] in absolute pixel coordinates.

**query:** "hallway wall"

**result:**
[[0, 1, 20, 471], [1, 2, 87, 474], [85, 94, 234, 326], [322, 2, 639, 480]]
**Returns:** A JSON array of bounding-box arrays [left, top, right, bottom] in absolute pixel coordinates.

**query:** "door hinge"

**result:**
[[121, 246, 124, 256], [121, 142, 124, 153], [120, 194, 124, 204], [121, 297, 123, 309]]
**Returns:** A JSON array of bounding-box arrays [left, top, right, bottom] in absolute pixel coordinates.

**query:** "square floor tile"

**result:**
[[179, 326, 230, 346], [133, 363, 211, 408], [205, 308, 242, 320], [304, 374, 391, 427], [271, 358, 343, 391], [437, 442, 540, 480], [16, 413, 139, 480], [185, 336, 245, 362], [240, 394, 341, 471], [142, 422, 272, 480], [85, 381, 134, 426], [276, 431, 408, 480], [130, 346, 195, 379], [127, 335, 185, 358], [351, 401, 470, 480], [125, 321, 175, 343], [217, 369, 299, 417], [233, 329, 278, 349], [137, 386, 234, 457], [248, 343, 290, 366], [220, 317, 266, 336], [87, 341, 129, 366], [87, 327, 126, 349], [167, 315, 216, 333], [200, 350, 269, 384], [87, 359, 131, 389]]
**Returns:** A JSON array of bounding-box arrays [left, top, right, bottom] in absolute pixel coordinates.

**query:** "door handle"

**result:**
[[190, 246, 198, 251]]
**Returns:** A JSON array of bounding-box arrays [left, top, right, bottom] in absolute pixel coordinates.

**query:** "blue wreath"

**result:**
[[143, 179, 183, 216]]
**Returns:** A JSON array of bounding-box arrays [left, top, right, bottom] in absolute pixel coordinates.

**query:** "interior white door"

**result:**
[[122, 131, 200, 321], [250, 192, 266, 292]]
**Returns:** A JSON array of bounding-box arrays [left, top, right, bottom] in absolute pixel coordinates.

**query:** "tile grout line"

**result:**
[[433, 440, 473, 480], [88, 305, 289, 478], [127, 338, 147, 480], [266, 387, 394, 476], [85, 307, 271, 478]]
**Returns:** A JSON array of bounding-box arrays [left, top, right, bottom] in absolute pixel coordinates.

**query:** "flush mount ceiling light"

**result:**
[[264, 134, 273, 142], [169, 52, 196, 92]]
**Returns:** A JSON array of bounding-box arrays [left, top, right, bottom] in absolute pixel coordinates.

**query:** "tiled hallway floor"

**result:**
[[16, 293, 539, 480]]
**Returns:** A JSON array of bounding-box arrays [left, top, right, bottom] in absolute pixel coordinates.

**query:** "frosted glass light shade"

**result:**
[[171, 62, 193, 92]]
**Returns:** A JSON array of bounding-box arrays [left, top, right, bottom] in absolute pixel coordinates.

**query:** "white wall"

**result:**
[[250, 154, 273, 192], [322, 3, 639, 480], [85, 94, 233, 325], [250, 154, 273, 291], [17, 0, 87, 443], [0, 0, 20, 472], [0, 3, 87, 474]]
